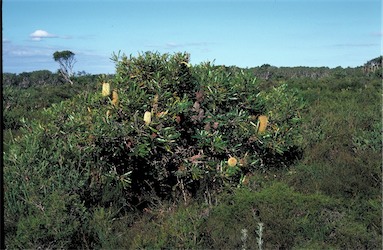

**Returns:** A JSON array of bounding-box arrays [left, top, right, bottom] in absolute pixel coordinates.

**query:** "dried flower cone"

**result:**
[[144, 111, 151, 125], [258, 115, 268, 134], [102, 82, 110, 96], [112, 90, 119, 106]]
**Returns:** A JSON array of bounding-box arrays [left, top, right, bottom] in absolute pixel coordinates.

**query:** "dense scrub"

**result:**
[[3, 52, 381, 249], [2, 73, 108, 130]]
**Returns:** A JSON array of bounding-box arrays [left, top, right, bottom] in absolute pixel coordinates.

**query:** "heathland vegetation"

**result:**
[[3, 52, 382, 249]]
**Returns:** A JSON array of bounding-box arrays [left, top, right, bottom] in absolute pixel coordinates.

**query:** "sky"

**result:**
[[2, 0, 382, 74]]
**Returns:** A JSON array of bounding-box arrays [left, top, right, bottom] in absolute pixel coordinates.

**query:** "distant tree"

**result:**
[[364, 56, 382, 77], [259, 64, 274, 80], [76, 70, 88, 76], [53, 50, 76, 84], [2, 73, 17, 86]]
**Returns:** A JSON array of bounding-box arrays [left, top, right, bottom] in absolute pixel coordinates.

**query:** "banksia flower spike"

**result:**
[[258, 115, 268, 134], [102, 82, 110, 96], [144, 111, 152, 125], [228, 157, 237, 167], [111, 89, 119, 106]]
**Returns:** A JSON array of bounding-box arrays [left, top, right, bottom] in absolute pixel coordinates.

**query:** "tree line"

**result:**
[[4, 56, 380, 88]]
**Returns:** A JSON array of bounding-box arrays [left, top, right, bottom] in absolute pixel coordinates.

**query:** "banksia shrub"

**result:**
[[102, 82, 110, 96], [4, 51, 305, 248]]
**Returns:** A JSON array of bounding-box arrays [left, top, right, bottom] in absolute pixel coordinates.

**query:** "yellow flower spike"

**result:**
[[102, 82, 110, 96], [258, 115, 268, 134], [112, 89, 119, 106], [144, 111, 152, 125], [228, 157, 237, 167]]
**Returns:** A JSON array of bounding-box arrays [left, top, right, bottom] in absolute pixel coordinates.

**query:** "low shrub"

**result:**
[[202, 182, 380, 249]]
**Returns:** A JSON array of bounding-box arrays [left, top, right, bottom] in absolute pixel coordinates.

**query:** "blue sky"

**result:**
[[3, 0, 381, 74]]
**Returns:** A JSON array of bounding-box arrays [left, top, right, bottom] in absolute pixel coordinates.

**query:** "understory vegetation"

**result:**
[[3, 52, 382, 249]]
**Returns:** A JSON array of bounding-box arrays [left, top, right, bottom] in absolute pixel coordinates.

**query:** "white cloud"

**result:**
[[30, 29, 57, 41]]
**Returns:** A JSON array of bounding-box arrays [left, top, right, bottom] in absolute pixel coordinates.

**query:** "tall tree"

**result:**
[[53, 50, 76, 84]]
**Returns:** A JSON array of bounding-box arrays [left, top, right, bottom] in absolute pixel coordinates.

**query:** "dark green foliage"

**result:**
[[2, 81, 97, 130], [53, 50, 75, 61]]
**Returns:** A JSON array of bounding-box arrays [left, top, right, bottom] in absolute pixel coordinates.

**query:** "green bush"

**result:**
[[202, 182, 380, 249], [4, 51, 305, 247], [2, 83, 96, 131], [116, 203, 205, 249]]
